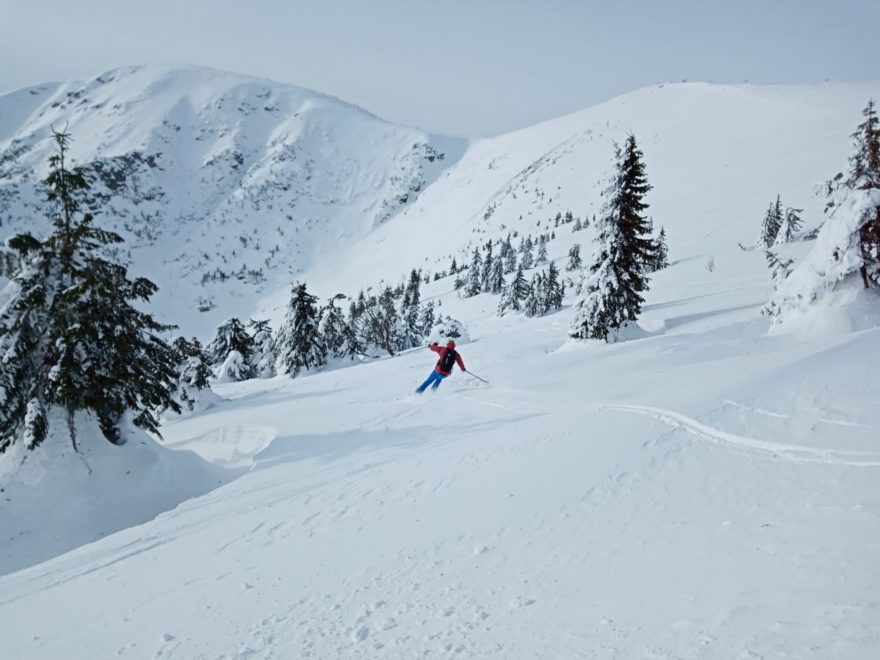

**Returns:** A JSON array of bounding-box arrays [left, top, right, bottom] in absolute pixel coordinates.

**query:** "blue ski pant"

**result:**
[[416, 370, 446, 393]]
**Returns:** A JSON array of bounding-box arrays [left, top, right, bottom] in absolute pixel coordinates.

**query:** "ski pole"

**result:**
[[465, 370, 489, 384]]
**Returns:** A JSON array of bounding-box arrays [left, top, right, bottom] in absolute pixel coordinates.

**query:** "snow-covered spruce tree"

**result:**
[[343, 296, 367, 358], [449, 257, 458, 275], [318, 295, 349, 359], [774, 207, 803, 246], [248, 319, 277, 378], [543, 262, 565, 312], [169, 337, 213, 411], [464, 248, 483, 297], [524, 273, 544, 318], [502, 236, 517, 274], [566, 243, 583, 271], [646, 226, 670, 272], [208, 318, 255, 381], [759, 195, 784, 248], [487, 254, 505, 294], [570, 135, 654, 341], [401, 269, 422, 347], [480, 243, 495, 293], [277, 282, 326, 376], [519, 242, 534, 270], [572, 217, 583, 232], [419, 299, 436, 336], [536, 241, 549, 265], [497, 266, 529, 315], [767, 100, 880, 320], [0, 129, 180, 452], [359, 286, 405, 356], [764, 250, 794, 289]]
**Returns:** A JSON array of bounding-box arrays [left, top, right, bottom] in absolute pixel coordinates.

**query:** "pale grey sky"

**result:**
[[1, 0, 876, 136]]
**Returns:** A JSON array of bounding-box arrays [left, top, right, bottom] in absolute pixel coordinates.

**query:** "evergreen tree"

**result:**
[[497, 267, 529, 315], [570, 135, 654, 341], [572, 217, 583, 232], [480, 243, 495, 292], [208, 318, 255, 381], [318, 295, 348, 359], [487, 254, 505, 294], [646, 226, 670, 272], [170, 337, 213, 411], [566, 243, 583, 271], [464, 248, 483, 297], [764, 102, 880, 322], [536, 241, 549, 265], [419, 299, 436, 335], [276, 282, 326, 377], [0, 129, 180, 452], [519, 243, 534, 270], [543, 262, 565, 312], [360, 286, 405, 355], [401, 269, 422, 346], [759, 195, 785, 247], [248, 319, 276, 378], [449, 257, 458, 274], [503, 237, 518, 273], [774, 207, 803, 245], [524, 273, 544, 317], [564, 210, 574, 224]]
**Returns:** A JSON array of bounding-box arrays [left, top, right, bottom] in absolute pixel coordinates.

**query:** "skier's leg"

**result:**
[[431, 373, 446, 390], [416, 372, 436, 394]]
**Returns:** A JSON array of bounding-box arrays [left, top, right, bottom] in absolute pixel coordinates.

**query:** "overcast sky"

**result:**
[[1, 0, 877, 136]]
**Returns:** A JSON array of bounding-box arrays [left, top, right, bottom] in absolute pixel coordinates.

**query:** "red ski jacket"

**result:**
[[429, 343, 466, 376]]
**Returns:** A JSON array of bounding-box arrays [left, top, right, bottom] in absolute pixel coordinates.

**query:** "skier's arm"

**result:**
[[456, 353, 466, 372], [428, 343, 442, 355]]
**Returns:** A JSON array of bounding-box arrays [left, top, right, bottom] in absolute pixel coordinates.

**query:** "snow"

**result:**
[[1, 70, 880, 658]]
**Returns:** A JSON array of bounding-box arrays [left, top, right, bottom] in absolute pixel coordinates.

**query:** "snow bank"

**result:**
[[0, 409, 231, 575]]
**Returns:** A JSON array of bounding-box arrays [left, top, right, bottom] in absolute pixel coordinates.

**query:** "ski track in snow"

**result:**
[[604, 404, 880, 467]]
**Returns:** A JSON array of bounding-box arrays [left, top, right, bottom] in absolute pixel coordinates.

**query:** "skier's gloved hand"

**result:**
[[430, 342, 438, 347]]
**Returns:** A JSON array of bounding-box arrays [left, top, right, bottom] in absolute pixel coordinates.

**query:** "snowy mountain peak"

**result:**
[[0, 64, 466, 334]]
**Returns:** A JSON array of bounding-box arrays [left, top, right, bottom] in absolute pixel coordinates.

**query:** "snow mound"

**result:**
[[0, 409, 231, 576]]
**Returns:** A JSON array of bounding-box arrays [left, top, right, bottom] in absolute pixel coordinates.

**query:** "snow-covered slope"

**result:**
[[303, 81, 878, 297], [0, 65, 464, 334], [2, 259, 879, 658], [1, 71, 879, 658]]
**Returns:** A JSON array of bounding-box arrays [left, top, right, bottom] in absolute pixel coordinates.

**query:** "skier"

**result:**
[[415, 339, 466, 393]]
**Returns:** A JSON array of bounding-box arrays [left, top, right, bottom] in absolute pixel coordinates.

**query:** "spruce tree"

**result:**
[[419, 299, 436, 335], [503, 239, 518, 273], [849, 100, 880, 287], [646, 226, 670, 272], [248, 319, 277, 378], [524, 273, 543, 318], [276, 282, 326, 376], [208, 318, 255, 381], [536, 241, 549, 265], [497, 266, 529, 315], [464, 248, 483, 297], [487, 255, 505, 294], [566, 243, 583, 271], [543, 262, 564, 311], [570, 135, 654, 341], [520, 243, 534, 270], [169, 337, 213, 411], [0, 129, 180, 452], [759, 196, 784, 247], [318, 296, 348, 359], [480, 243, 495, 292]]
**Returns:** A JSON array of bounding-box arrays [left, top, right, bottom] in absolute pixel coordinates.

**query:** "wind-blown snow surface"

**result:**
[[1, 73, 880, 658]]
